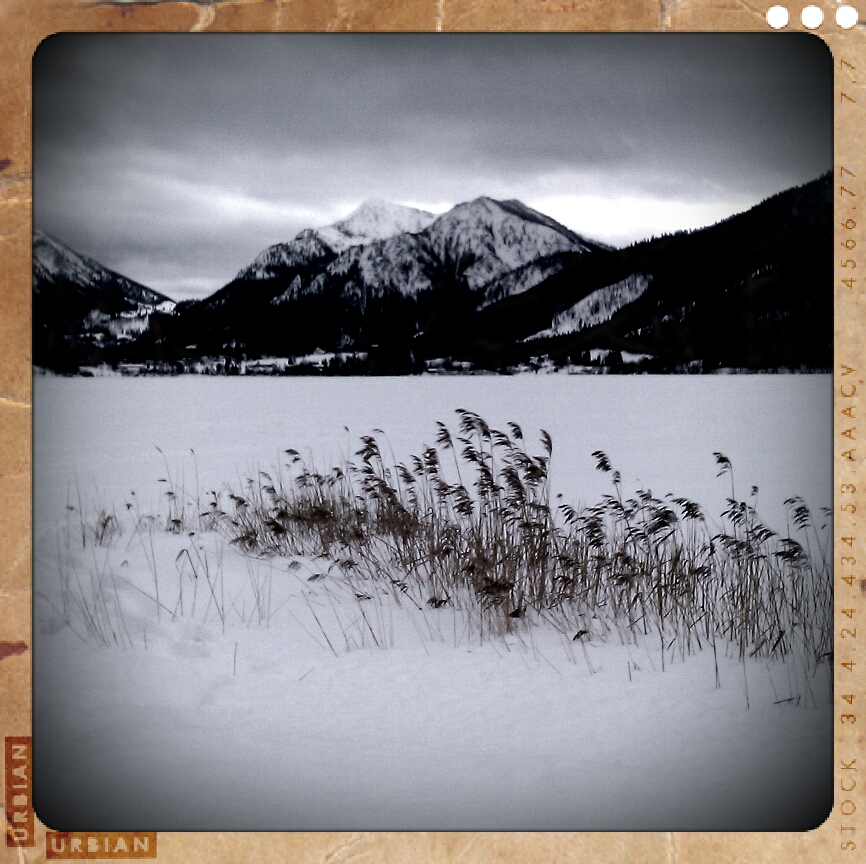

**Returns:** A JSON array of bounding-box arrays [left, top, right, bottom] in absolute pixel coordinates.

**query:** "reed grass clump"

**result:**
[[215, 410, 831, 672]]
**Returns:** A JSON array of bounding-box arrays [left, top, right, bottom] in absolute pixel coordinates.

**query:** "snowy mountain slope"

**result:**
[[269, 275, 303, 307], [424, 197, 604, 300], [286, 197, 603, 308], [525, 273, 652, 340], [33, 230, 174, 312], [491, 173, 832, 371], [311, 231, 442, 300], [316, 199, 436, 252], [235, 229, 340, 282], [479, 253, 575, 309], [238, 196, 601, 301], [237, 201, 435, 281]]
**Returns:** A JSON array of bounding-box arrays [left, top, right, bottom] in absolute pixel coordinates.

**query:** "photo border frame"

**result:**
[[2, 2, 863, 861]]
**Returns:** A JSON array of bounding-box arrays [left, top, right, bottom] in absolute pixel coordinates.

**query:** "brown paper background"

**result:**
[[2, 1, 863, 861]]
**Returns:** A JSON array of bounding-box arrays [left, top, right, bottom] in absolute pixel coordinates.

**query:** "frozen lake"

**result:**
[[32, 374, 833, 831], [34, 373, 832, 538]]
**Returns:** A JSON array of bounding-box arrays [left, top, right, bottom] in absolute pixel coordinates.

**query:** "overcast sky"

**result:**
[[33, 33, 832, 301]]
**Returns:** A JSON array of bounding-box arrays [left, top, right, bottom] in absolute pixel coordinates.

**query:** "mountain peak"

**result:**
[[316, 200, 436, 252], [443, 197, 609, 250], [343, 197, 403, 218], [422, 196, 607, 294]]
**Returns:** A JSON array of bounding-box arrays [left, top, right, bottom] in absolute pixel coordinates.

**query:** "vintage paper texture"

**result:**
[[2, 1, 863, 861]]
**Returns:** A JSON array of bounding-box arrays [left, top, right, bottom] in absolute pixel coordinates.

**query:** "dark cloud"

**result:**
[[33, 33, 832, 299]]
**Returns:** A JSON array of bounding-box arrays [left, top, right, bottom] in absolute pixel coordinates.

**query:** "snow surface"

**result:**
[[527, 273, 652, 340], [33, 375, 833, 831]]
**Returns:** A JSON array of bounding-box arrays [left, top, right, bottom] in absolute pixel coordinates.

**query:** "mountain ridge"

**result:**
[[33, 230, 174, 310], [32, 175, 832, 374], [129, 194, 606, 361]]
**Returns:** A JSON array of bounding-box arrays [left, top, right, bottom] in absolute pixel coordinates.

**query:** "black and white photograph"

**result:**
[[32, 32, 834, 831]]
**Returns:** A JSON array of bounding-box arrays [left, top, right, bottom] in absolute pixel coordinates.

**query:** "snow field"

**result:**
[[33, 375, 834, 830], [34, 519, 832, 830]]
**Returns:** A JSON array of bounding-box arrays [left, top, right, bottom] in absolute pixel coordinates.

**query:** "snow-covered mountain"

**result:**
[[37, 172, 832, 374], [33, 229, 176, 314], [425, 198, 605, 302], [291, 197, 605, 307], [237, 200, 436, 281], [235, 229, 338, 282], [33, 230, 176, 370], [163, 195, 606, 362], [235, 196, 600, 303], [316, 199, 436, 252], [33, 230, 174, 312], [284, 231, 441, 304]]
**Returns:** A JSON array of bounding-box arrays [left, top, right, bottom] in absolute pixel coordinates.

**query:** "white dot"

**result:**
[[837, 5, 859, 28], [801, 5, 824, 28], [767, 5, 789, 27]]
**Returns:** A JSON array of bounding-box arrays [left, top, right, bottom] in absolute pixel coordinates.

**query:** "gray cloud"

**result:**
[[33, 33, 832, 300]]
